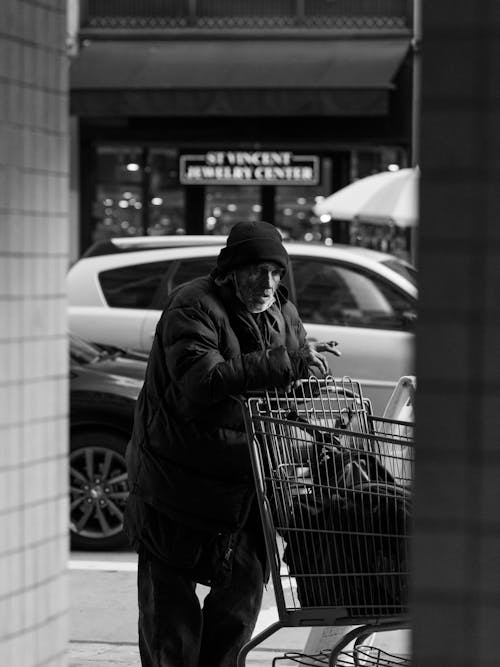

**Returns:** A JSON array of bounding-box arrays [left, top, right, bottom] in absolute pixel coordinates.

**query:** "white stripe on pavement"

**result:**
[[69, 559, 293, 581], [69, 560, 138, 572]]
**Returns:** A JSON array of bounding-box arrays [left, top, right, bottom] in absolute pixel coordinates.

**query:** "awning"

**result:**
[[70, 39, 410, 117]]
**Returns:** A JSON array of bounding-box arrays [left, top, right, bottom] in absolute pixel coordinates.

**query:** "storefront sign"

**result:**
[[180, 151, 320, 185]]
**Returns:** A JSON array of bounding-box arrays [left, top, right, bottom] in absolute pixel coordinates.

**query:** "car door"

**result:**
[[140, 255, 218, 350], [289, 256, 416, 414]]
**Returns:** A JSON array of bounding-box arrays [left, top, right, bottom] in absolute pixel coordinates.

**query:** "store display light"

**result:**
[[126, 161, 140, 172]]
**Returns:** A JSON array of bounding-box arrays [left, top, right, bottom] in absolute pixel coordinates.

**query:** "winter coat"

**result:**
[[126, 274, 310, 540]]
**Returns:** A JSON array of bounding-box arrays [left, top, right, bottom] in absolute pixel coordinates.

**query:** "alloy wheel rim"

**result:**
[[70, 445, 128, 540]]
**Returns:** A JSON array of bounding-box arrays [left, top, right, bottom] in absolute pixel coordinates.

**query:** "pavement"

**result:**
[[68, 551, 411, 666]]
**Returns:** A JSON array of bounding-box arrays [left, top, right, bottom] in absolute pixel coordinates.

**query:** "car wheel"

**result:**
[[70, 430, 130, 550]]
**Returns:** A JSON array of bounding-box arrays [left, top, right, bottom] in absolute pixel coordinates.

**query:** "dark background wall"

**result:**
[[414, 3, 500, 664]]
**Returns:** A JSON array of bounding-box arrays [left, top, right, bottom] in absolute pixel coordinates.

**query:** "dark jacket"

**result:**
[[126, 274, 309, 537]]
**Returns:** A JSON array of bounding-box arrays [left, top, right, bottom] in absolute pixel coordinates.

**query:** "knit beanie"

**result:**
[[216, 221, 289, 276]]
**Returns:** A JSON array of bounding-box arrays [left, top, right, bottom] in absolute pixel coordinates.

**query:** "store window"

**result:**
[[91, 146, 185, 244], [276, 157, 333, 242], [148, 149, 185, 236], [351, 147, 407, 181], [204, 185, 261, 234], [92, 146, 144, 242]]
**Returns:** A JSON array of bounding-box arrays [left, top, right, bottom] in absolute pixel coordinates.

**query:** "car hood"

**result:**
[[87, 355, 147, 382], [71, 355, 146, 399]]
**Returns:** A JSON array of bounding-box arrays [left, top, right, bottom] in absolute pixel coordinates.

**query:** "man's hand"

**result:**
[[302, 340, 341, 376], [312, 340, 342, 357]]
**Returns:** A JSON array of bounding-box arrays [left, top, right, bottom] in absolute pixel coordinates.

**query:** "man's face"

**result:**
[[234, 262, 284, 313]]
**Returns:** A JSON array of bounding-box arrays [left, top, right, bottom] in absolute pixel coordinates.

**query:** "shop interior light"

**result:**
[[118, 200, 129, 208], [151, 197, 163, 206], [126, 162, 140, 172], [320, 214, 332, 223]]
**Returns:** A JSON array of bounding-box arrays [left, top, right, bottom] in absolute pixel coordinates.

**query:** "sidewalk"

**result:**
[[69, 639, 300, 666], [69, 562, 311, 666], [68, 557, 410, 667]]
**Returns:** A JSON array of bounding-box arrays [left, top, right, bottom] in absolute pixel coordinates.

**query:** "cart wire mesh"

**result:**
[[239, 376, 414, 666]]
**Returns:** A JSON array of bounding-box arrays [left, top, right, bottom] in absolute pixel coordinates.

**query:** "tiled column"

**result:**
[[0, 2, 69, 665], [414, 2, 500, 665]]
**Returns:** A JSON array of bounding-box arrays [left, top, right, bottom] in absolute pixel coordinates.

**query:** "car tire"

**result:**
[[70, 430, 130, 551]]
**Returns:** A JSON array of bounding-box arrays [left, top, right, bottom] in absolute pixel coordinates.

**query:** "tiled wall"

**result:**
[[413, 3, 500, 666], [0, 2, 69, 665]]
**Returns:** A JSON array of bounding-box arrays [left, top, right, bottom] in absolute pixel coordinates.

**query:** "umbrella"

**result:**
[[314, 167, 419, 228]]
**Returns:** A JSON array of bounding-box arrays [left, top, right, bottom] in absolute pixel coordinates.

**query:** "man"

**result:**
[[124, 221, 339, 667]]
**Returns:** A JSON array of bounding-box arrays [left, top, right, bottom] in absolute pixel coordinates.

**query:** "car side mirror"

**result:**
[[401, 309, 417, 328]]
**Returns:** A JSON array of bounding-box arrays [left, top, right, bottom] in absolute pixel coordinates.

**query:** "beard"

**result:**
[[232, 274, 277, 313], [244, 293, 276, 313]]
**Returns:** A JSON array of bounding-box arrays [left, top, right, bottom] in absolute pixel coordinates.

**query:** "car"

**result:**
[[69, 334, 146, 550], [81, 235, 228, 258], [68, 238, 417, 414]]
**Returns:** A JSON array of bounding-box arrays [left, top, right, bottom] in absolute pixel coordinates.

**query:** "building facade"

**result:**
[[69, 0, 415, 259]]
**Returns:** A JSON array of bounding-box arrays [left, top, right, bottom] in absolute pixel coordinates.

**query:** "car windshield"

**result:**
[[70, 335, 101, 364], [381, 259, 417, 287]]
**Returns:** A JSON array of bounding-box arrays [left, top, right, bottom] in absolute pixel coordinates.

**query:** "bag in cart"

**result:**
[[277, 415, 412, 617], [283, 481, 412, 617]]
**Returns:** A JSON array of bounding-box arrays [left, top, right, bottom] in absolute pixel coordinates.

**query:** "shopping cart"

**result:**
[[236, 376, 414, 667]]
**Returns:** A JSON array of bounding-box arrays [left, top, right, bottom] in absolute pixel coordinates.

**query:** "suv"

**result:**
[[68, 239, 417, 414]]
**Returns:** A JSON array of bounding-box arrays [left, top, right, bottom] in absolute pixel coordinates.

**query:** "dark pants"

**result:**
[[137, 527, 265, 667]]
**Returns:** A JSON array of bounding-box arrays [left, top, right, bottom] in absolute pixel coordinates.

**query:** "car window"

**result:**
[[170, 257, 217, 291], [292, 257, 416, 330], [151, 257, 217, 310], [99, 261, 172, 309], [381, 258, 417, 286]]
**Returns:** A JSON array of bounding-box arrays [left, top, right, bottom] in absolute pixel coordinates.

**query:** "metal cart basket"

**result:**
[[236, 376, 414, 667]]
